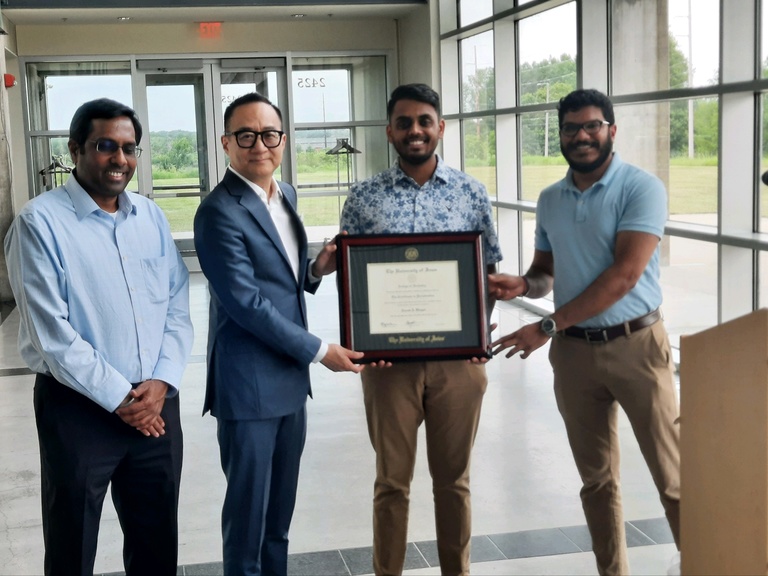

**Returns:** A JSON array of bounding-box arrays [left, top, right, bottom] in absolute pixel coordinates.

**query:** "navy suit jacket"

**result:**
[[193, 169, 320, 420]]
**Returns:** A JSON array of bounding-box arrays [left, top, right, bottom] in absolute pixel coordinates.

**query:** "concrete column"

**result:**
[[610, 0, 671, 265]]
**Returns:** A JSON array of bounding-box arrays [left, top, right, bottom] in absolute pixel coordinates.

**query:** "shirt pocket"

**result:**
[[141, 256, 170, 304]]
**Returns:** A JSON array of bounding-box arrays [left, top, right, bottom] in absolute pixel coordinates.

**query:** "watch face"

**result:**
[[542, 317, 556, 335]]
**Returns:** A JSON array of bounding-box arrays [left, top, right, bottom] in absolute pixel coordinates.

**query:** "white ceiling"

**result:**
[[1, 4, 420, 26]]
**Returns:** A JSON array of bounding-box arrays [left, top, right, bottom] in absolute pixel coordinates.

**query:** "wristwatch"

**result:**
[[540, 315, 557, 337]]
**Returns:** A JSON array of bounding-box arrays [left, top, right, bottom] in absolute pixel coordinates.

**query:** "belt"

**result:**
[[562, 308, 661, 343]]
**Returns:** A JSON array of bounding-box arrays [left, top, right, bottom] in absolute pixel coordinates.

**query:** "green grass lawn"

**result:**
[[152, 178, 201, 233], [152, 175, 346, 232], [152, 161, 765, 234]]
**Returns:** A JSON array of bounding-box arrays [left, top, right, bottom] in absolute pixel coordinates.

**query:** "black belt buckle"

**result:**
[[584, 328, 608, 343]]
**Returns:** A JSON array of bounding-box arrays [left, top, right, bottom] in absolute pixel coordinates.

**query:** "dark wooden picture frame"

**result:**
[[336, 232, 491, 363]]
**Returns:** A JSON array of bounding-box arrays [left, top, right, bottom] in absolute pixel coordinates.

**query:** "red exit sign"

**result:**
[[199, 22, 222, 39]]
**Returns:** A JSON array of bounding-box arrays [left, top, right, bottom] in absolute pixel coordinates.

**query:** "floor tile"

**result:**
[[559, 523, 592, 551], [413, 539, 439, 566], [488, 527, 582, 559], [183, 561, 223, 575], [626, 520, 656, 547], [629, 517, 676, 544], [288, 549, 349, 576], [469, 535, 507, 563], [339, 546, 375, 576], [403, 542, 430, 571]]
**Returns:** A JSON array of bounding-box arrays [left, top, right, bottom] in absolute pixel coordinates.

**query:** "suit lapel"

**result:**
[[224, 171, 303, 285]]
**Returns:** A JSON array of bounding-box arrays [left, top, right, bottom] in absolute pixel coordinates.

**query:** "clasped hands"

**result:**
[[115, 379, 169, 438]]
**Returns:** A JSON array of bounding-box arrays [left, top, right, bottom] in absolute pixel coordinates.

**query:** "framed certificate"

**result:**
[[336, 232, 491, 362]]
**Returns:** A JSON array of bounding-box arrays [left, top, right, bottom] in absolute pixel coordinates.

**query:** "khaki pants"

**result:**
[[362, 361, 487, 576], [549, 320, 680, 576]]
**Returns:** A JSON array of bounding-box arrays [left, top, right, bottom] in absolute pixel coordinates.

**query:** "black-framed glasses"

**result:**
[[88, 138, 142, 157], [560, 120, 611, 138], [225, 129, 284, 149]]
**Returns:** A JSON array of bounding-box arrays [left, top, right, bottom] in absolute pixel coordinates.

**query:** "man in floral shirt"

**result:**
[[340, 83, 502, 576]]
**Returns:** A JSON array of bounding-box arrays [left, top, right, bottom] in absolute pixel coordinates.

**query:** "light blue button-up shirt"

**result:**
[[4, 174, 193, 412]]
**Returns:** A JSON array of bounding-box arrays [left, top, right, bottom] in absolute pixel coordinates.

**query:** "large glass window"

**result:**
[[294, 125, 388, 236], [290, 56, 390, 241], [24, 54, 391, 248], [668, 0, 720, 88], [517, 3, 576, 204], [461, 31, 495, 113], [443, 0, 764, 343], [460, 0, 492, 27], [660, 237, 718, 347], [519, 112, 566, 203], [613, 0, 719, 94], [615, 99, 718, 227], [462, 116, 496, 195], [518, 3, 577, 98]]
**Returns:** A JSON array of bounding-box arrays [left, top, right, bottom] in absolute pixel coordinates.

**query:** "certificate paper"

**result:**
[[367, 261, 462, 334]]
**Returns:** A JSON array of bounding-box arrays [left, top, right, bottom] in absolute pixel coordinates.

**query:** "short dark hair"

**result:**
[[69, 98, 143, 147], [223, 92, 283, 132], [386, 83, 441, 119], [557, 89, 615, 127]]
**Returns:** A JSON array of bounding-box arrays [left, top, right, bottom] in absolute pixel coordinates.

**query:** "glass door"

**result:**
[[142, 72, 212, 253], [136, 58, 287, 254]]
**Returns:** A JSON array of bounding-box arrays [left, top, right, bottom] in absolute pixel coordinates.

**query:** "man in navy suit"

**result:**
[[194, 92, 364, 575]]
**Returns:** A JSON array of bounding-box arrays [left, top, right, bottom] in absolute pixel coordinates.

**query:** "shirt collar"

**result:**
[[228, 166, 282, 203], [391, 154, 449, 187], [65, 172, 136, 220]]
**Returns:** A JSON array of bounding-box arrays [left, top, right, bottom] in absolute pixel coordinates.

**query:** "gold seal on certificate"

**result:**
[[336, 232, 491, 363]]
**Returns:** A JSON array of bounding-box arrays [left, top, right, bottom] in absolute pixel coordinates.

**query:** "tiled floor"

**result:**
[[0, 272, 678, 575]]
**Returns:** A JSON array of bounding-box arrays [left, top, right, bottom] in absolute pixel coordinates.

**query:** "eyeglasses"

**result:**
[[225, 129, 284, 149], [88, 139, 142, 157], [560, 120, 611, 138]]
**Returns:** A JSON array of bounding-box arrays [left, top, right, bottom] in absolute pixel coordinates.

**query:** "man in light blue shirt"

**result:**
[[491, 89, 679, 575], [4, 98, 193, 576]]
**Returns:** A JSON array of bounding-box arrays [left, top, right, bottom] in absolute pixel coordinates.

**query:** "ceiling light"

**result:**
[[291, 14, 305, 18], [117, 16, 131, 21]]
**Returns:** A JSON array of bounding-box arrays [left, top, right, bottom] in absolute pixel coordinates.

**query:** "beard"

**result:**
[[393, 138, 438, 166], [561, 135, 613, 174]]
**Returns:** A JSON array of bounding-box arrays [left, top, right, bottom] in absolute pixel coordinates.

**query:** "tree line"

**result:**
[[461, 34, 738, 162]]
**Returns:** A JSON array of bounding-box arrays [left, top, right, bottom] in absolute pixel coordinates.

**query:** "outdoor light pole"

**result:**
[[537, 81, 550, 157]]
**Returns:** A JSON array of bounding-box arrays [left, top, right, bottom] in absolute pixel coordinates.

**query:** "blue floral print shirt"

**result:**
[[340, 156, 502, 265]]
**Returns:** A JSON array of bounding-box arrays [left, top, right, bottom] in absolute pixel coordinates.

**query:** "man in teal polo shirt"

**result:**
[[490, 89, 679, 575]]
